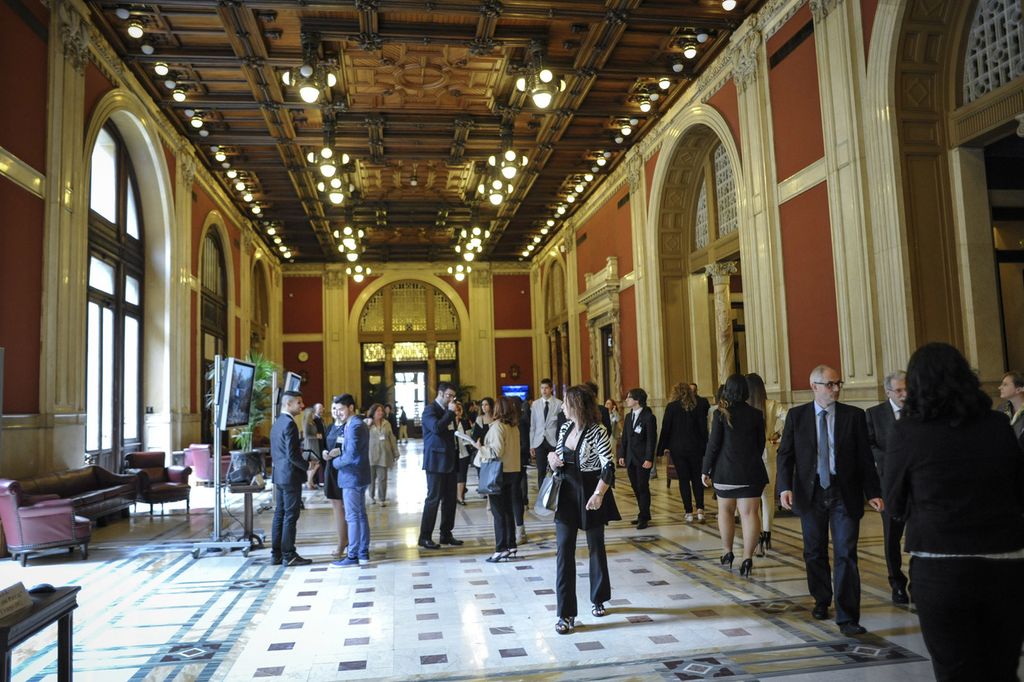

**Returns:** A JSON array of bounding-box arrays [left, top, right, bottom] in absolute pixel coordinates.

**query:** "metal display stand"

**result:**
[[191, 355, 255, 559]]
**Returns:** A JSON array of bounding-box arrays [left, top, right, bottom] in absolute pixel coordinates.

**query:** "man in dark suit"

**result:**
[[270, 390, 312, 566], [865, 370, 909, 604], [778, 365, 883, 636], [418, 382, 463, 549], [618, 387, 658, 529]]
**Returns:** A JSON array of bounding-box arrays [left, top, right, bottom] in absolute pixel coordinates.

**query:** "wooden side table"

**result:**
[[0, 586, 80, 681]]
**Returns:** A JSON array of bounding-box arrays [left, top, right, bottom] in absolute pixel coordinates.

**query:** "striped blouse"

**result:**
[[556, 421, 615, 483]]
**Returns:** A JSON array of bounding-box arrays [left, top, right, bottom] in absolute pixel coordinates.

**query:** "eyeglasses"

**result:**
[[813, 381, 844, 390]]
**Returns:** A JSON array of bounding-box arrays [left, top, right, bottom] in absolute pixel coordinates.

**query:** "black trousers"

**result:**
[[489, 472, 519, 552], [271, 483, 302, 559], [626, 461, 652, 521], [911, 556, 1024, 681], [419, 470, 457, 542], [670, 453, 704, 513], [554, 470, 611, 619], [535, 440, 554, 489], [881, 511, 907, 590]]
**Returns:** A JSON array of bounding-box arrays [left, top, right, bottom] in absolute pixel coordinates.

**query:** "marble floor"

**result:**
[[2, 440, 1017, 681]]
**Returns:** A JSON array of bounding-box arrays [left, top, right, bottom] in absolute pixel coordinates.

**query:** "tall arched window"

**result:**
[[200, 231, 228, 443], [86, 125, 145, 469]]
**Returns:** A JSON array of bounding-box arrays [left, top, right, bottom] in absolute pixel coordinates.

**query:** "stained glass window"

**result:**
[[963, 0, 1023, 103], [714, 145, 737, 237], [694, 180, 709, 250], [393, 342, 429, 362], [362, 343, 386, 363], [435, 341, 457, 361]]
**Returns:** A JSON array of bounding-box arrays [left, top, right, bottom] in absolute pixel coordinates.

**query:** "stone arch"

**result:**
[[83, 89, 177, 448], [250, 257, 271, 354]]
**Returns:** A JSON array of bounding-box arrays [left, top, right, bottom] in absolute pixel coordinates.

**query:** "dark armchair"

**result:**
[[124, 451, 192, 515], [0, 480, 91, 566]]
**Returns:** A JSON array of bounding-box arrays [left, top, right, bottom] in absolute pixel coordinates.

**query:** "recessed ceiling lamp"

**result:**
[[658, 76, 672, 90], [140, 43, 154, 55], [722, 0, 738, 10], [126, 21, 144, 39], [154, 62, 169, 76], [171, 88, 186, 102]]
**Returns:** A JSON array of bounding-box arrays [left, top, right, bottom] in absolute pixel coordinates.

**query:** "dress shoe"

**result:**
[[636, 520, 649, 530], [811, 603, 829, 620], [418, 539, 441, 550], [439, 536, 464, 546], [891, 587, 909, 605], [286, 555, 312, 567], [630, 519, 640, 525], [270, 555, 283, 566], [839, 622, 867, 636]]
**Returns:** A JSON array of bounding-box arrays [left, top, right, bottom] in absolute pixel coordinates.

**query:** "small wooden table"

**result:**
[[229, 483, 267, 550], [0, 586, 80, 681]]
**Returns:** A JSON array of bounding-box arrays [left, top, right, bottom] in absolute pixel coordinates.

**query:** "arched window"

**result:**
[[692, 143, 738, 253], [200, 231, 228, 443], [963, 0, 1024, 103], [86, 125, 144, 469]]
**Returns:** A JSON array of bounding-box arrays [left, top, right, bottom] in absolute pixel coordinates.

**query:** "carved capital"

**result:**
[[241, 230, 254, 255], [179, 154, 197, 189], [704, 261, 738, 284], [626, 154, 643, 190], [732, 30, 762, 95], [324, 268, 346, 289], [809, 0, 845, 24], [58, 1, 91, 75]]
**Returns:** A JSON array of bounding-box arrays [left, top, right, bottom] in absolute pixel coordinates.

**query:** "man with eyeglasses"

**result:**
[[418, 382, 464, 550], [866, 370, 909, 605], [778, 365, 883, 637]]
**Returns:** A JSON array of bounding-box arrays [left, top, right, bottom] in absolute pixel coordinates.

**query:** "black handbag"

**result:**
[[534, 469, 562, 517], [477, 459, 503, 495]]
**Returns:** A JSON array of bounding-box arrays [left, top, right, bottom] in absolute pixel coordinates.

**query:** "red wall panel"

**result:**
[[494, 338, 533, 397], [619, 287, 639, 396], [575, 186, 633, 293], [578, 312, 590, 383], [283, 342, 324, 406], [84, 63, 114, 131], [0, 179, 44, 413], [707, 79, 742, 154], [779, 182, 841, 388], [768, 5, 824, 181], [493, 274, 531, 329], [644, 150, 659, 209], [861, 0, 880, 61], [282, 276, 323, 334], [0, 2, 48, 172]]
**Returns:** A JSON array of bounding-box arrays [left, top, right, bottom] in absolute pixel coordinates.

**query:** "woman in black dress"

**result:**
[[885, 343, 1024, 681], [702, 374, 766, 577], [547, 385, 621, 635], [657, 382, 708, 522], [322, 396, 348, 560]]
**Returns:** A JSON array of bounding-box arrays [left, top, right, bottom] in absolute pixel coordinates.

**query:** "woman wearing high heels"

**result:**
[[322, 396, 349, 560], [548, 385, 621, 635], [702, 374, 767, 577], [657, 382, 708, 523], [745, 373, 786, 556], [474, 397, 521, 562], [453, 402, 476, 505]]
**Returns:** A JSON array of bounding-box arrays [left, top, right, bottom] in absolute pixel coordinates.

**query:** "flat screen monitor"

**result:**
[[283, 371, 302, 393], [501, 384, 529, 401], [218, 357, 256, 430]]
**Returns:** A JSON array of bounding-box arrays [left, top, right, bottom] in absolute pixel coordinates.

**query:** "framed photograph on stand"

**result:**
[[218, 357, 256, 431]]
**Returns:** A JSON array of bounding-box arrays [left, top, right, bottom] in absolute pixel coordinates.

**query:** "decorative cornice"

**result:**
[[695, 53, 734, 102], [179, 153, 197, 189], [323, 267, 346, 289], [626, 154, 643, 190], [732, 30, 762, 95], [809, 0, 844, 25], [58, 1, 91, 75], [762, 0, 807, 38], [638, 134, 662, 162]]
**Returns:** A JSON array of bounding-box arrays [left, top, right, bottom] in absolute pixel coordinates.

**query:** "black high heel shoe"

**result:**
[[720, 552, 734, 569], [739, 558, 753, 577], [757, 531, 772, 557]]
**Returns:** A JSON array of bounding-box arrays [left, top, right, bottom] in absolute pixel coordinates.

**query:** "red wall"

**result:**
[[619, 287, 639, 396], [0, 1, 48, 172], [575, 186, 633, 292], [779, 182, 841, 388], [861, 0, 880, 61], [494, 338, 533, 396], [283, 342, 324, 406], [578, 312, 590, 382], [768, 5, 824, 181], [282, 276, 323, 334], [708, 79, 742, 154], [493, 274, 531, 330], [644, 150, 659, 209], [84, 63, 114, 130], [0, 179, 44, 413]]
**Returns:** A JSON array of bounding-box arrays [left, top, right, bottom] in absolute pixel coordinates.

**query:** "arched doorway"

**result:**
[[357, 281, 461, 430], [200, 231, 229, 443], [543, 259, 571, 397], [251, 260, 270, 355], [657, 124, 744, 394]]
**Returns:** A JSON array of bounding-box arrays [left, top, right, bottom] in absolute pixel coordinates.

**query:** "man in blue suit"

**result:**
[[331, 393, 371, 566], [418, 382, 463, 549]]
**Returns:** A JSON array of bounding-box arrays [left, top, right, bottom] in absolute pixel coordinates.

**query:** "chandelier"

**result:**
[[489, 126, 529, 181], [335, 219, 366, 263], [455, 208, 490, 262], [281, 33, 338, 104], [346, 264, 372, 283], [515, 41, 566, 109], [477, 164, 514, 206], [447, 263, 472, 282]]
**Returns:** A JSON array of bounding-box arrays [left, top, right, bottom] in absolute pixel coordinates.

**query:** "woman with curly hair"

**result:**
[[885, 342, 1024, 681], [657, 382, 708, 522], [547, 384, 621, 635]]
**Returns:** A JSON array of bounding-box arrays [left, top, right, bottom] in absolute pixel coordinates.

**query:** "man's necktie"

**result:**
[[543, 401, 549, 421], [895, 408, 901, 421], [817, 409, 831, 489]]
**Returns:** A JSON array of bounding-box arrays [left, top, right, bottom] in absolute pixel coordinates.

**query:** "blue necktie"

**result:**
[[817, 409, 831, 489]]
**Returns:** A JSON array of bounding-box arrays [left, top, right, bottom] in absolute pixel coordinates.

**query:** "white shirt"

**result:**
[[813, 403, 836, 475], [889, 399, 902, 420]]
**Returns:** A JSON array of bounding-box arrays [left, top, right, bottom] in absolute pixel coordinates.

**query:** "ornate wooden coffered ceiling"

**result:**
[[88, 0, 759, 262]]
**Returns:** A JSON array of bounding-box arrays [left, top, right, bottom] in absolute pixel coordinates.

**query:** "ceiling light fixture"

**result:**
[[154, 62, 169, 76], [171, 88, 186, 102], [189, 113, 204, 129], [140, 43, 154, 55], [658, 76, 672, 90], [346, 264, 372, 283], [490, 125, 528, 181], [515, 41, 566, 109], [281, 33, 338, 105], [722, 0, 738, 10], [126, 20, 144, 39], [681, 40, 698, 60], [447, 263, 472, 282], [637, 94, 652, 113]]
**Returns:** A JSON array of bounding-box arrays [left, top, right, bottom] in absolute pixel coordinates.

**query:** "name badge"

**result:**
[[379, 434, 386, 441], [336, 436, 343, 445], [634, 424, 642, 434]]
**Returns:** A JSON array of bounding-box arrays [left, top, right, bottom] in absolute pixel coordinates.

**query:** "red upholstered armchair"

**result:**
[[125, 451, 192, 515], [0, 480, 91, 566]]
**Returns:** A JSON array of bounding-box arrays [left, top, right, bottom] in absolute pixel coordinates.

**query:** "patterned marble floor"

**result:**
[[1, 441, 1014, 681]]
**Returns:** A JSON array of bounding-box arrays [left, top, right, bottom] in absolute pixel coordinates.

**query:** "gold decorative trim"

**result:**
[[283, 333, 325, 343], [949, 79, 1024, 147], [494, 329, 533, 338], [0, 146, 45, 198]]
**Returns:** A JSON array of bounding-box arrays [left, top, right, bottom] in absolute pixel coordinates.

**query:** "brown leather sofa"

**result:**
[[0, 481, 92, 566], [124, 451, 192, 514], [8, 466, 140, 525]]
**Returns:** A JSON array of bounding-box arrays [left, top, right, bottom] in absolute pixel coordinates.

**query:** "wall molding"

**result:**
[[493, 329, 533, 339], [283, 333, 324, 343], [776, 157, 827, 203], [0, 146, 45, 198]]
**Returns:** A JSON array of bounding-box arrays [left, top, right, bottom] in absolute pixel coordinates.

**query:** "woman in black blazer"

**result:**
[[702, 374, 767, 577], [658, 382, 708, 522], [884, 343, 1024, 682]]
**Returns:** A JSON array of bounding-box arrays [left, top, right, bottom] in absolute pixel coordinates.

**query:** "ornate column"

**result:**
[[468, 267, 495, 395], [427, 344, 437, 397], [810, 0, 878, 395], [559, 322, 571, 397], [322, 267, 347, 398], [731, 26, 790, 397], [705, 262, 738, 385]]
